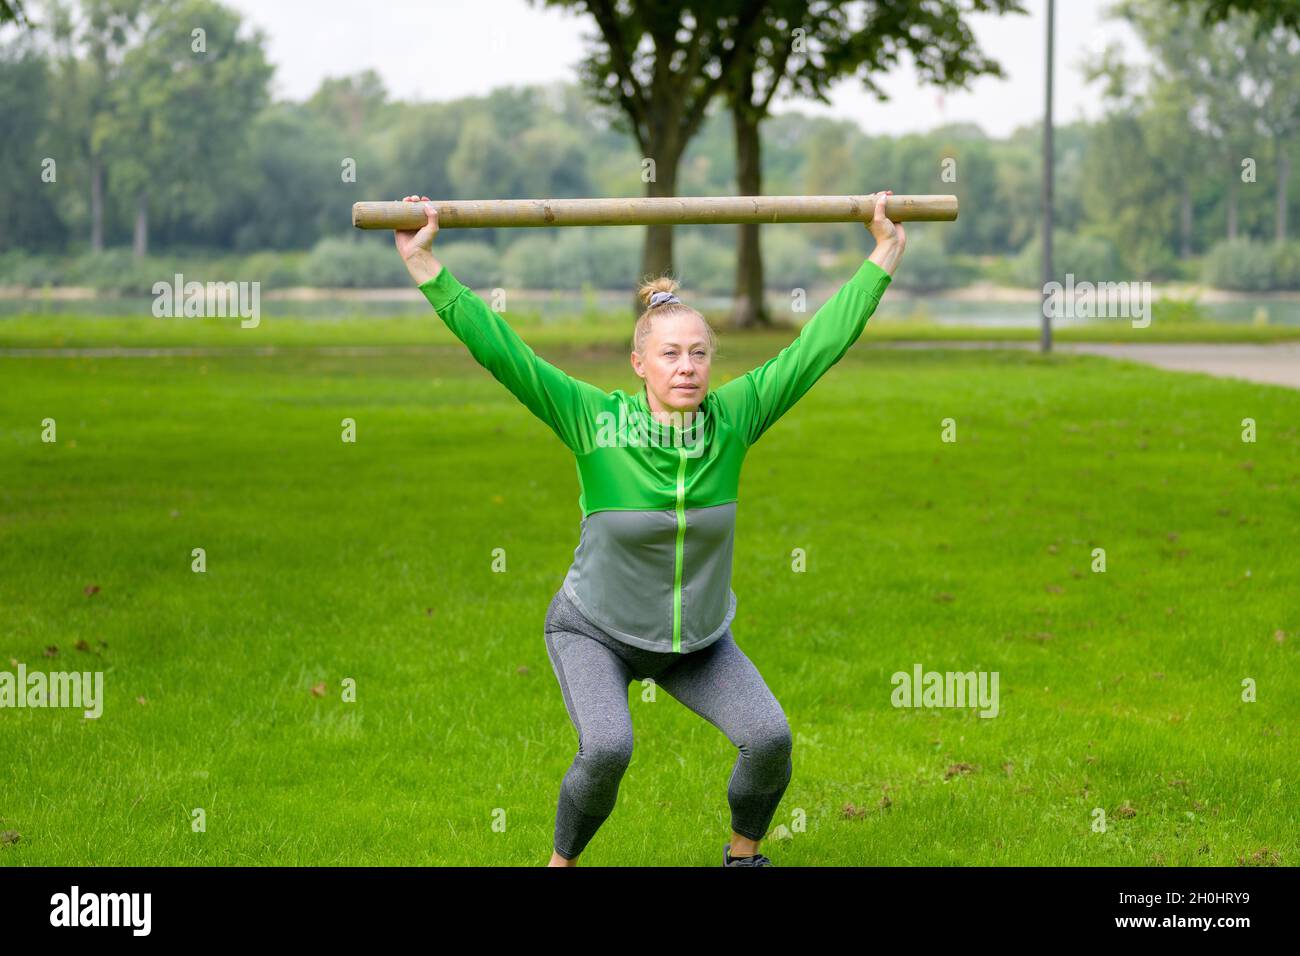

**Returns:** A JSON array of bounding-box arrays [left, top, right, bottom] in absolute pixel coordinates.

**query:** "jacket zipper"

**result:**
[[673, 446, 688, 653]]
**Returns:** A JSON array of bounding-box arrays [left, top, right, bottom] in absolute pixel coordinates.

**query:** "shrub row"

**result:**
[[6, 235, 1299, 294]]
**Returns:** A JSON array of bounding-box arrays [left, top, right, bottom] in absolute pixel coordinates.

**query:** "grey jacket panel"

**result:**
[[561, 501, 738, 654]]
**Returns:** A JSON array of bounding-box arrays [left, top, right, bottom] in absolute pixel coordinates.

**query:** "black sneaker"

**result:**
[[723, 843, 773, 866]]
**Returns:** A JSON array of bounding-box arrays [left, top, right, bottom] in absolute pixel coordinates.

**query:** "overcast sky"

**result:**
[[221, 0, 1145, 138]]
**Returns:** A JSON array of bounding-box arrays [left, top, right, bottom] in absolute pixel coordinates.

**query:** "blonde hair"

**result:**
[[633, 276, 719, 357]]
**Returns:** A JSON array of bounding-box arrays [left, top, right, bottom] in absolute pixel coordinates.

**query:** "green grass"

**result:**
[[0, 322, 1297, 866]]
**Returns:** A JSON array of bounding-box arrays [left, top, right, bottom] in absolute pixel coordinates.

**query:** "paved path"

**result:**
[[874, 341, 1300, 390], [1057, 343, 1300, 390]]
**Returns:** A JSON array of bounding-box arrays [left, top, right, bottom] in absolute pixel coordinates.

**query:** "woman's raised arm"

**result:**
[[710, 190, 905, 448], [396, 196, 606, 453]]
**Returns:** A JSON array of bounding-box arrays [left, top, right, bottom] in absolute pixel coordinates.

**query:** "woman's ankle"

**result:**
[[729, 832, 760, 856]]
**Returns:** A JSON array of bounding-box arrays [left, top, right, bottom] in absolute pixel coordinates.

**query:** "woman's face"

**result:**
[[631, 312, 712, 416]]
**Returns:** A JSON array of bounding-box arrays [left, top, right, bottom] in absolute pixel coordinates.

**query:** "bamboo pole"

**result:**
[[352, 194, 957, 230]]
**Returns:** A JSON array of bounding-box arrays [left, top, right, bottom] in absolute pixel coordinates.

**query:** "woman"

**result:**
[[394, 191, 904, 866]]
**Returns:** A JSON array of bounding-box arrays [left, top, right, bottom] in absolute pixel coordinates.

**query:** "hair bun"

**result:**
[[637, 276, 681, 308]]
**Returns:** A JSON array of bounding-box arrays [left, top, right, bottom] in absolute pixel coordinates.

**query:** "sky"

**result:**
[[220, 0, 1147, 138]]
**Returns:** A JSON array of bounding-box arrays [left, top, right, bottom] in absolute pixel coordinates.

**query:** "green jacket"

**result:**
[[420, 258, 892, 653]]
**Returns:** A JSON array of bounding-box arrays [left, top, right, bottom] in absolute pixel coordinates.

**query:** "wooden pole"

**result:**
[[352, 194, 958, 230]]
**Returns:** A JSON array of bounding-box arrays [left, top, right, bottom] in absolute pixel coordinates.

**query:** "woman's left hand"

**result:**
[[866, 189, 906, 275]]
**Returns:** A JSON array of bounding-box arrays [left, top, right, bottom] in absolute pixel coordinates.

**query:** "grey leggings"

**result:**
[[543, 586, 793, 860]]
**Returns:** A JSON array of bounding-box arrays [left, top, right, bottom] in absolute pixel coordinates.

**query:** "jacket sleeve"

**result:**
[[420, 266, 606, 452], [711, 258, 891, 447]]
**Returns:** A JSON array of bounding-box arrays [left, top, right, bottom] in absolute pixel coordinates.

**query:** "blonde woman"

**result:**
[[395, 191, 904, 866]]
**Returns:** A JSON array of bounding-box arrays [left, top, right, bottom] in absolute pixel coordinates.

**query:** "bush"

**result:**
[[499, 230, 640, 291], [301, 237, 409, 288], [502, 235, 559, 290], [1012, 232, 1123, 287], [1270, 240, 1300, 290], [1202, 238, 1274, 291], [67, 250, 171, 295], [980, 256, 1022, 287], [1128, 237, 1181, 282], [820, 247, 865, 282], [1167, 254, 1204, 283], [237, 251, 306, 290], [0, 251, 65, 287], [1152, 295, 1209, 324], [674, 232, 733, 295], [552, 228, 640, 290], [890, 238, 978, 292], [761, 229, 820, 291], [437, 240, 504, 289], [0, 250, 303, 293], [587, 230, 642, 290]]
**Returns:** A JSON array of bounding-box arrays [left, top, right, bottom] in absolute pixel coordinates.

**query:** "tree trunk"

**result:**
[[90, 154, 104, 253], [133, 191, 149, 258], [730, 97, 770, 330], [1179, 183, 1192, 258], [636, 127, 683, 317], [1277, 143, 1290, 242], [1226, 174, 1238, 241]]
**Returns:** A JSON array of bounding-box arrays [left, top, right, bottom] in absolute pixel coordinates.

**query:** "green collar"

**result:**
[[633, 384, 708, 445]]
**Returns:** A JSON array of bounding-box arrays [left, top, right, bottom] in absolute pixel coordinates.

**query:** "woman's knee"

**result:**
[[580, 728, 634, 776], [747, 715, 793, 762]]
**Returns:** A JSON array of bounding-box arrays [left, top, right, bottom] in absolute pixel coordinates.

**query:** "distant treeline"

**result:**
[[1, 0, 1297, 291]]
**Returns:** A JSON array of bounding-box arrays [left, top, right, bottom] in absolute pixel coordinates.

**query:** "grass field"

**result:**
[[3, 308, 1300, 351], [1, 316, 1297, 866]]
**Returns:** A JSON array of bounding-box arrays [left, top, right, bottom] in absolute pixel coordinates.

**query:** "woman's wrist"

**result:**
[[868, 239, 903, 276], [404, 248, 442, 285]]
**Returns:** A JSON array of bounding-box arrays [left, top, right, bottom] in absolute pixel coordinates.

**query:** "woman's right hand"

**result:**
[[395, 195, 439, 261]]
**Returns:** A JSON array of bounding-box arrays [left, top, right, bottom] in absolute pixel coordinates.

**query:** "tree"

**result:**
[[0, 0, 28, 25], [306, 69, 393, 140], [723, 0, 834, 328], [214, 102, 352, 250], [1109, 0, 1259, 242], [1240, 20, 1300, 240], [1081, 37, 1197, 266], [531, 0, 766, 313], [1170, 0, 1300, 35], [723, 0, 1025, 327], [0, 34, 65, 250], [99, 0, 272, 256], [373, 100, 463, 216], [42, 0, 152, 252], [1106, 0, 1298, 243]]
